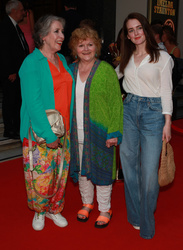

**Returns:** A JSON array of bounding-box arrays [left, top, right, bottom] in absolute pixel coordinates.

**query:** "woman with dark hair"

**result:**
[[19, 15, 74, 231], [69, 27, 123, 228], [116, 12, 173, 239], [162, 25, 180, 57]]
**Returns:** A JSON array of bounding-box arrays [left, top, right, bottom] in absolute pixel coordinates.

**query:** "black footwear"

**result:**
[[77, 204, 94, 222], [94, 210, 113, 229]]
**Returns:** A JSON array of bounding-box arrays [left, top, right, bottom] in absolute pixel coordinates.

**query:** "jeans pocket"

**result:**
[[147, 101, 162, 112], [124, 94, 132, 104]]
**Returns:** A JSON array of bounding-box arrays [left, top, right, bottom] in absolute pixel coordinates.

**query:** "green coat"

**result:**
[[19, 48, 75, 143], [70, 60, 123, 185]]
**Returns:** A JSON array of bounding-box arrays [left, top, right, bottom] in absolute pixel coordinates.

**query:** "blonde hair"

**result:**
[[69, 27, 101, 59]]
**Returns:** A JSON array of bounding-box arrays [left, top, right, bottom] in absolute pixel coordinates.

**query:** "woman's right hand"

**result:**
[[47, 138, 60, 149]]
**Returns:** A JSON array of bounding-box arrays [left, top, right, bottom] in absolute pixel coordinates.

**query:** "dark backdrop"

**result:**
[[0, 0, 116, 51]]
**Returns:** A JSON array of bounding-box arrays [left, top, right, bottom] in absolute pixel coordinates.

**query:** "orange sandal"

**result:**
[[95, 209, 112, 228], [77, 204, 94, 222]]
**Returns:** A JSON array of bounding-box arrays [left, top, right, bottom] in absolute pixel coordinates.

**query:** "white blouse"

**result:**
[[115, 50, 174, 115], [76, 71, 86, 143]]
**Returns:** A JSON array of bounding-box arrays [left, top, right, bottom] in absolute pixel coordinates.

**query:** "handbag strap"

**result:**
[[162, 140, 168, 156], [28, 125, 66, 199]]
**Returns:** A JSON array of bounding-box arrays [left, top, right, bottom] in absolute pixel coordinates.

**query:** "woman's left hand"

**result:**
[[162, 114, 172, 143], [106, 138, 118, 148]]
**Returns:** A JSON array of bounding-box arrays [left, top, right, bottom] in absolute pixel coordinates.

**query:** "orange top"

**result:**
[[48, 56, 72, 131]]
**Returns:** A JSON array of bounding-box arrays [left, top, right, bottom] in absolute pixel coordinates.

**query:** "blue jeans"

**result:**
[[120, 94, 164, 239]]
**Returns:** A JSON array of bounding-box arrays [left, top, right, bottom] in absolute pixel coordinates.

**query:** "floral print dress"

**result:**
[[22, 57, 73, 214]]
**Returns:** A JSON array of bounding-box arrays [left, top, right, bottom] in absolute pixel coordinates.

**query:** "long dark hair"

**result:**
[[120, 12, 160, 74]]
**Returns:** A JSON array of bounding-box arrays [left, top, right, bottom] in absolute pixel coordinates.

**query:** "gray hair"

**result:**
[[33, 15, 65, 49], [5, 0, 20, 15]]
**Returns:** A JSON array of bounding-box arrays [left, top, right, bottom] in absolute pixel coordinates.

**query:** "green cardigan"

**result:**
[[19, 48, 75, 143], [70, 60, 123, 185]]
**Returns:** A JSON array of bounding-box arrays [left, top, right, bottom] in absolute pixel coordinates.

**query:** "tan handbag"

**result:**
[[28, 109, 66, 198], [32, 109, 65, 144], [158, 140, 176, 187]]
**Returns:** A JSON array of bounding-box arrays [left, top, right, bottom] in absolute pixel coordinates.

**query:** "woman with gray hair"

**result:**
[[19, 15, 75, 231]]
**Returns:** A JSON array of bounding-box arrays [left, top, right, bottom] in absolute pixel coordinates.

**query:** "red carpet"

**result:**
[[172, 119, 183, 134], [0, 120, 183, 250]]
